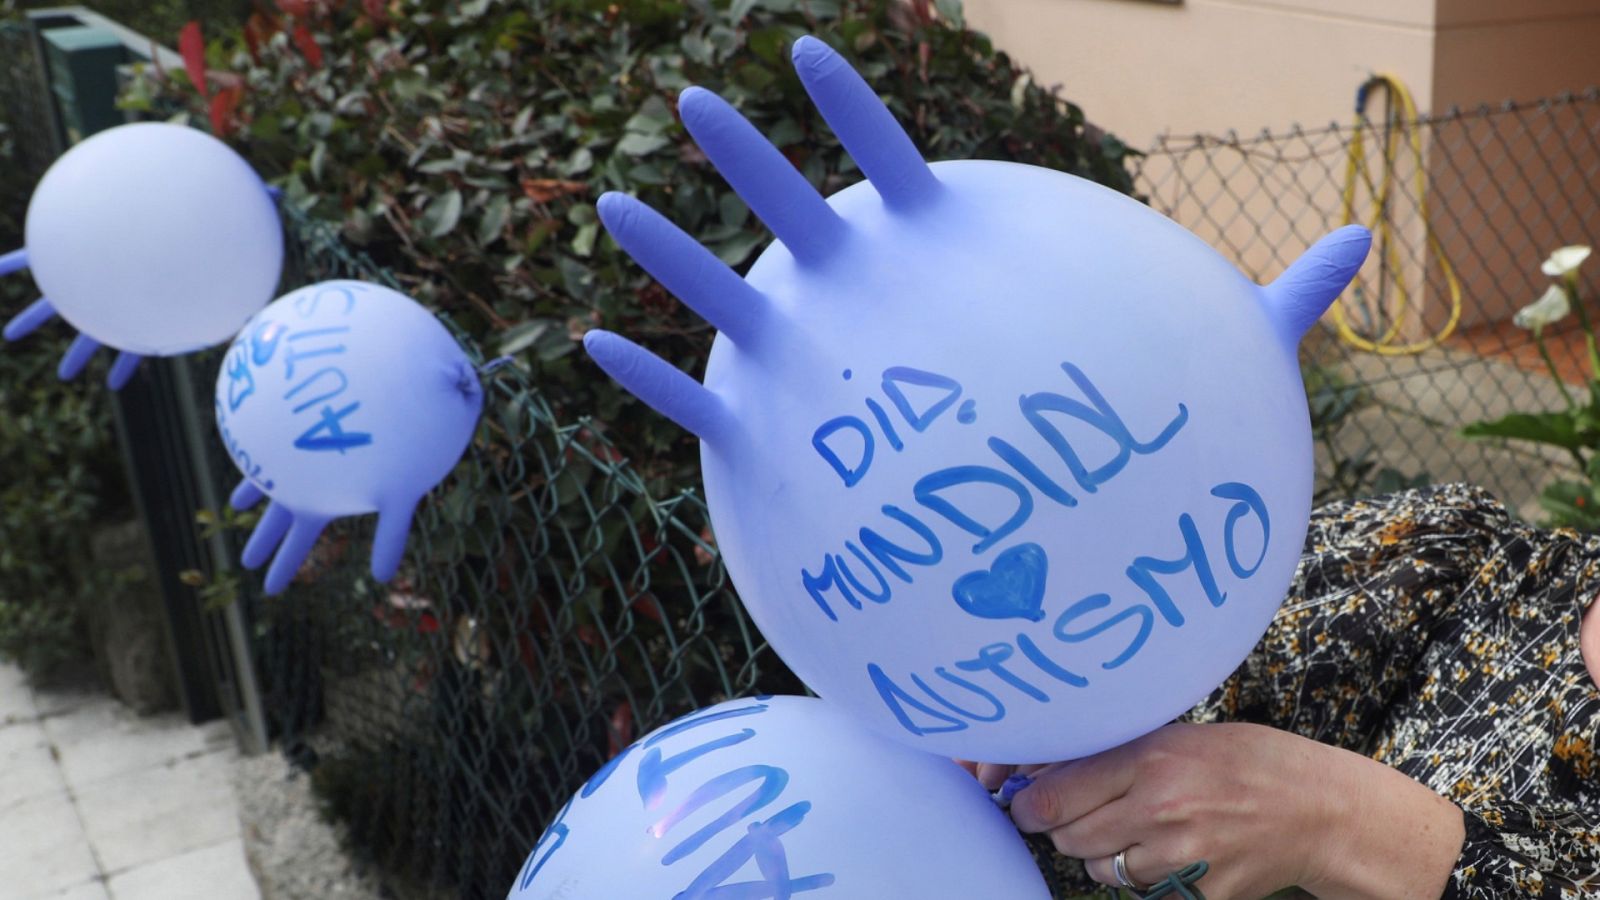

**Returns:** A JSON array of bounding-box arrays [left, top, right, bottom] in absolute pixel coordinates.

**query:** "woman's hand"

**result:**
[[1003, 722, 1465, 899]]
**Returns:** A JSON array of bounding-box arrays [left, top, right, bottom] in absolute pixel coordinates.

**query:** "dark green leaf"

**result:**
[[1461, 412, 1588, 451]]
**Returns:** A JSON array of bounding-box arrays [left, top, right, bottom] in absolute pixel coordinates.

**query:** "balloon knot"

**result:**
[[454, 360, 484, 401]]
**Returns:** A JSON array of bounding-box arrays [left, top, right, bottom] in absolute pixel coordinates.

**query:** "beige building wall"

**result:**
[[963, 0, 1600, 333], [961, 0, 1437, 146]]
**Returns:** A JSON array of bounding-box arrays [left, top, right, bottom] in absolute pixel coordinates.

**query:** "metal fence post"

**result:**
[[18, 7, 267, 750]]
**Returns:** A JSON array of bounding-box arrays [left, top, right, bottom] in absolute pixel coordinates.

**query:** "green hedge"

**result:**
[[0, 68, 125, 674], [136, 0, 1137, 489]]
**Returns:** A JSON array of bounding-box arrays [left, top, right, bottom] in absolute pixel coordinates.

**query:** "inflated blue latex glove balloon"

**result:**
[[585, 37, 1371, 764], [508, 695, 1050, 900], [2, 122, 282, 389], [215, 281, 482, 594]]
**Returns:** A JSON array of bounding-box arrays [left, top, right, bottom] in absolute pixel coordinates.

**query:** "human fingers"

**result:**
[[1009, 749, 1138, 833], [1038, 795, 1148, 861], [1085, 850, 1223, 899], [976, 762, 1015, 791]]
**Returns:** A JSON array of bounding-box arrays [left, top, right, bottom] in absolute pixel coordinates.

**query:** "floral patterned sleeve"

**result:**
[[1041, 484, 1600, 897], [1449, 806, 1600, 898], [1188, 483, 1600, 899], [1187, 483, 1518, 751]]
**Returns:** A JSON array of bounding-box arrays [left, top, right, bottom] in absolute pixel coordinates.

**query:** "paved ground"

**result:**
[[0, 661, 260, 900], [1324, 341, 1579, 518]]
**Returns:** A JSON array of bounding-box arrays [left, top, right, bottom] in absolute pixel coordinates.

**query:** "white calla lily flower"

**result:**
[[1541, 245, 1592, 277], [1514, 284, 1572, 330]]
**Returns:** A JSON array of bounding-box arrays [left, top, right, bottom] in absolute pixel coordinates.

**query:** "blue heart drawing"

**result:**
[[952, 542, 1049, 622]]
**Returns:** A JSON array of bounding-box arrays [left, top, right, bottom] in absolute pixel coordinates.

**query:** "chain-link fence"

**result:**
[[248, 93, 1600, 896], [227, 203, 813, 899], [1133, 89, 1600, 515]]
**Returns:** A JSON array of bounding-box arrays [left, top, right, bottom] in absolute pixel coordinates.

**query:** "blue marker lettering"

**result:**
[[281, 326, 351, 381], [868, 663, 969, 736], [836, 543, 891, 604], [284, 367, 349, 415], [987, 436, 1078, 508], [1053, 593, 1155, 669], [812, 416, 874, 488], [249, 320, 285, 366], [913, 465, 1033, 555], [225, 348, 255, 412], [293, 402, 374, 454], [295, 283, 356, 317], [858, 505, 942, 583], [801, 556, 856, 622], [1019, 362, 1188, 494], [637, 730, 757, 810], [1126, 513, 1226, 627], [1015, 633, 1090, 686], [644, 703, 770, 749], [674, 802, 836, 899], [517, 796, 573, 890], [881, 366, 963, 432], [910, 668, 1006, 722], [864, 397, 903, 452], [1213, 481, 1270, 579], [955, 643, 1050, 703], [652, 765, 788, 865]]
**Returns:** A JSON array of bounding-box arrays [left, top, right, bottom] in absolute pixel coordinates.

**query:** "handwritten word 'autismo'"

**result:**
[[515, 701, 837, 899], [802, 361, 1188, 623], [220, 284, 374, 473], [867, 482, 1269, 738]]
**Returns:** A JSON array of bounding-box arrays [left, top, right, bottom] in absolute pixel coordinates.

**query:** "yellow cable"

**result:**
[[1331, 74, 1464, 355]]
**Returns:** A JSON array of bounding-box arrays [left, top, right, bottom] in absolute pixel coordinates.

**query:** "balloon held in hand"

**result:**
[[214, 281, 482, 594], [3, 123, 283, 389], [508, 695, 1050, 900], [586, 36, 1371, 763]]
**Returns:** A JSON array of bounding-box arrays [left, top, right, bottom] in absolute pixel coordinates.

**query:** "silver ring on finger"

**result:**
[[1113, 849, 1148, 892]]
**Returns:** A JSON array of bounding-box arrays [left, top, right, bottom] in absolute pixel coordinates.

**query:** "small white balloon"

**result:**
[[3, 122, 282, 387]]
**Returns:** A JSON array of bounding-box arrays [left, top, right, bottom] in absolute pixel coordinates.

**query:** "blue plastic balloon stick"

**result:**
[[370, 499, 419, 581], [241, 502, 292, 569], [677, 86, 844, 264], [0, 248, 27, 277], [583, 330, 728, 442], [264, 515, 330, 595], [1262, 225, 1372, 343], [230, 478, 266, 511], [107, 351, 143, 390], [57, 333, 100, 380], [791, 37, 939, 211], [597, 193, 766, 345], [3, 297, 56, 341]]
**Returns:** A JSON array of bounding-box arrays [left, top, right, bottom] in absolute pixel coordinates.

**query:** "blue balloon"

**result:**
[[585, 37, 1371, 763], [508, 695, 1050, 899], [214, 281, 482, 594], [3, 123, 282, 389]]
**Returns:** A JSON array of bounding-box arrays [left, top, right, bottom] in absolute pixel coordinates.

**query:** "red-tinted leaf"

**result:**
[[608, 701, 634, 757], [277, 0, 312, 17], [516, 632, 541, 679], [694, 525, 718, 567], [630, 592, 664, 625], [416, 611, 441, 634], [292, 24, 323, 68], [208, 86, 241, 137], [362, 0, 391, 26], [179, 21, 208, 99]]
